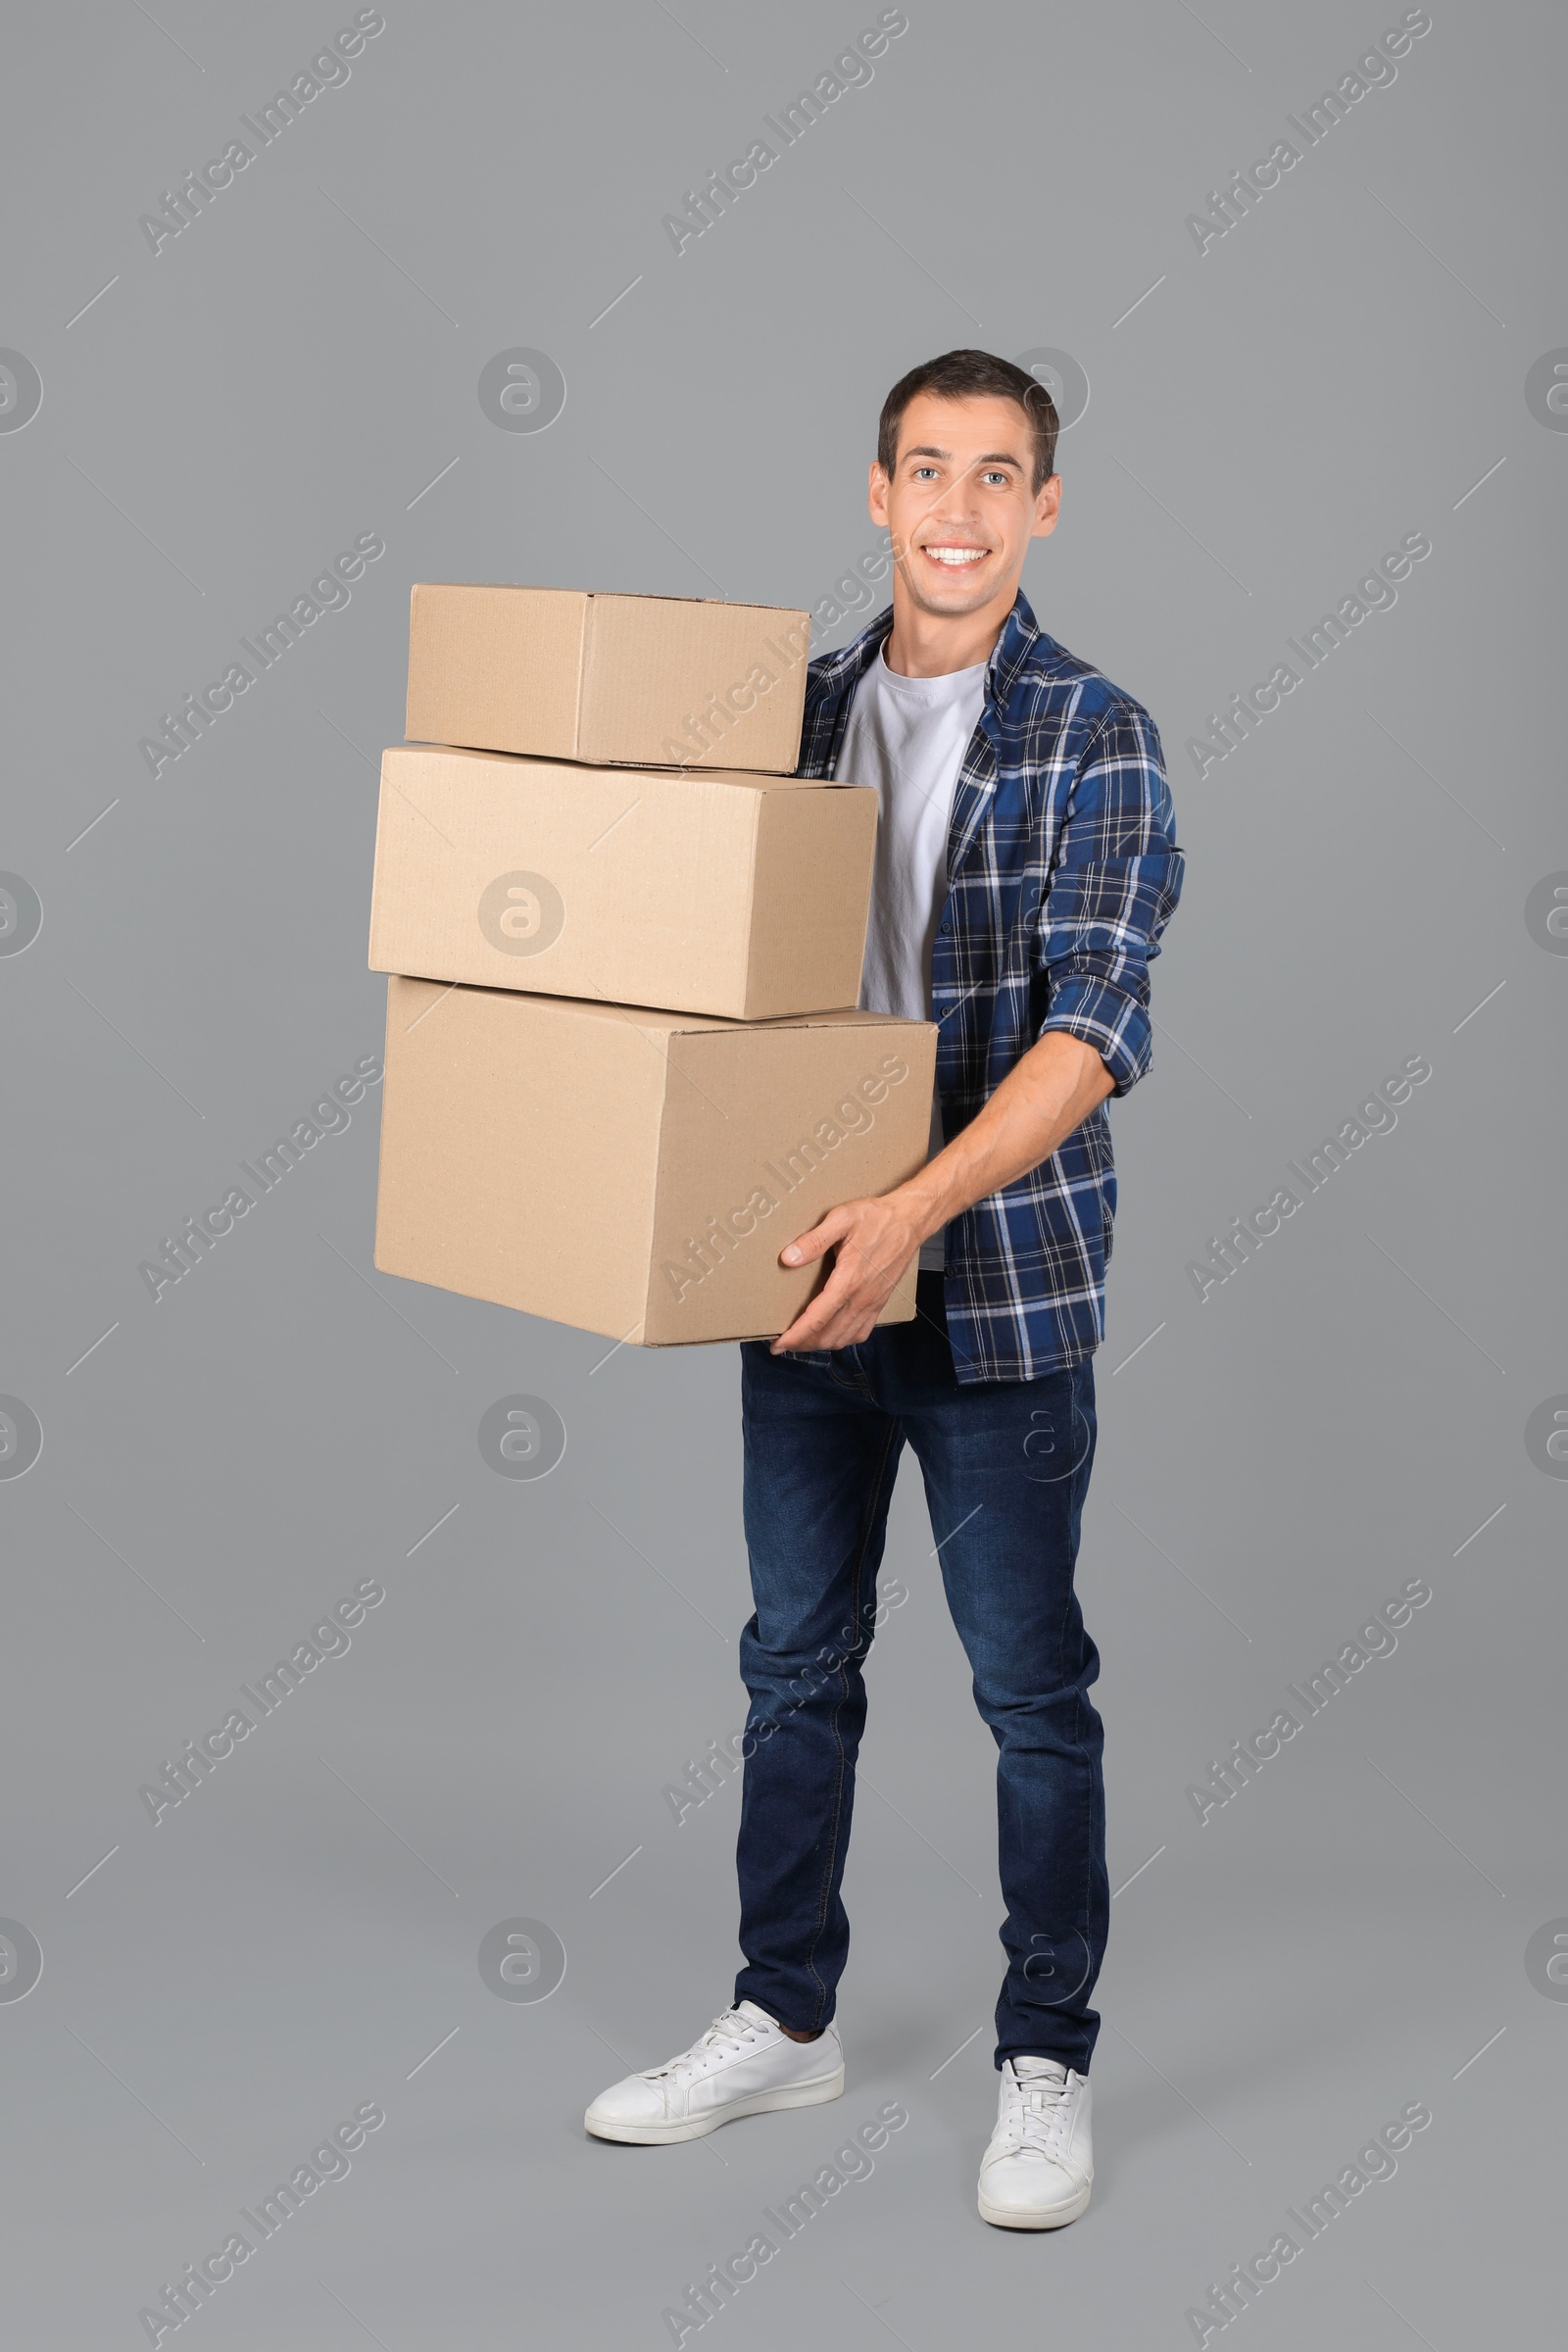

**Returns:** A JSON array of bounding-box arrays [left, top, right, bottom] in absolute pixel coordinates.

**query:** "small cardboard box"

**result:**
[[405, 584, 811, 773], [368, 746, 876, 1022], [373, 979, 937, 1346]]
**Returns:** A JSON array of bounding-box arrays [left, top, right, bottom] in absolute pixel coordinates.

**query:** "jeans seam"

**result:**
[[1058, 1366, 1100, 2047], [1070, 1368, 1100, 1989], [1001, 1359, 1101, 2069], [798, 1414, 901, 2024]]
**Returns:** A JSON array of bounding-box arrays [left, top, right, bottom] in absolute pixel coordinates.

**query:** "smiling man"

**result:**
[[586, 350, 1185, 2231]]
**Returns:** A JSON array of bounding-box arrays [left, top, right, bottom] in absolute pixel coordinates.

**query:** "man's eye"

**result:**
[[982, 470, 1008, 485]]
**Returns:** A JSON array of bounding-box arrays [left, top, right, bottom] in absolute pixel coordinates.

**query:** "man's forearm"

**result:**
[[895, 1029, 1117, 1244]]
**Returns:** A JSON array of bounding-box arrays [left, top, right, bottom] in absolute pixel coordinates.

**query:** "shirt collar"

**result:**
[[823, 586, 1043, 708]]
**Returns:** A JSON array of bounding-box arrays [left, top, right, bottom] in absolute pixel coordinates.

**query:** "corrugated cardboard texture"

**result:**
[[374, 979, 668, 1340], [373, 981, 937, 1347], [577, 593, 809, 770], [743, 784, 877, 1022], [404, 584, 810, 772], [368, 746, 876, 1019], [643, 1014, 937, 1343], [405, 584, 586, 760]]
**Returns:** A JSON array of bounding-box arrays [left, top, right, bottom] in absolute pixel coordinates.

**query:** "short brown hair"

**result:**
[[877, 349, 1059, 494]]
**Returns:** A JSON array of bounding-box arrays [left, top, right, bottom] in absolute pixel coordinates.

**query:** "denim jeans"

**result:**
[[733, 1274, 1107, 2074]]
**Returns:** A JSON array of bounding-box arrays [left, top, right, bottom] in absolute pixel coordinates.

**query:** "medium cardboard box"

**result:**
[[405, 584, 811, 773], [373, 979, 937, 1346], [368, 745, 876, 1021]]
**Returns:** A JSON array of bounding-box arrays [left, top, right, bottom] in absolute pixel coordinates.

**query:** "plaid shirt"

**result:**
[[795, 589, 1185, 1385]]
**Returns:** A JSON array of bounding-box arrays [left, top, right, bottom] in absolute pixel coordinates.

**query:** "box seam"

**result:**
[[740, 791, 764, 1020]]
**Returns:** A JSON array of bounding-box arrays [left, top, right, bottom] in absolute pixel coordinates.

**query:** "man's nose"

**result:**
[[925, 476, 982, 523]]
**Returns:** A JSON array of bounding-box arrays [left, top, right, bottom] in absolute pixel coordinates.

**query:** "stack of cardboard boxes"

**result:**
[[368, 584, 937, 1347]]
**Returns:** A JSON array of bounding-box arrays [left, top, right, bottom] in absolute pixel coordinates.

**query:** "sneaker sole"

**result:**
[[978, 2177, 1093, 2230], [584, 2065, 845, 2145]]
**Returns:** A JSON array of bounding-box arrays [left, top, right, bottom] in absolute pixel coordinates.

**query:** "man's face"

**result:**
[[869, 390, 1060, 619]]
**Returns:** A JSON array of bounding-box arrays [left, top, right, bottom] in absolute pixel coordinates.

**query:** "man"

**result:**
[[586, 349, 1185, 2230]]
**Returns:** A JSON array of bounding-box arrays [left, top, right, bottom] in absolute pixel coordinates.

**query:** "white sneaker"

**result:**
[[584, 2000, 844, 2144], [977, 2057, 1093, 2229]]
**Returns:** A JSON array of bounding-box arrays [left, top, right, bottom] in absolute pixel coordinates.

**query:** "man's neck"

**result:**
[[881, 578, 1020, 679]]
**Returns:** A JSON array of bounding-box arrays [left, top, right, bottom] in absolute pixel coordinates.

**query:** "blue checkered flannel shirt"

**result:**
[[793, 589, 1186, 1383]]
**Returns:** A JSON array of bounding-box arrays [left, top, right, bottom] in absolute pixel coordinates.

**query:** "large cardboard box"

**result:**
[[374, 979, 937, 1346], [368, 746, 876, 1021], [405, 584, 811, 773]]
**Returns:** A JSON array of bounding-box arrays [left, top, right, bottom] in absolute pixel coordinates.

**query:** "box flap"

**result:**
[[382, 743, 849, 791]]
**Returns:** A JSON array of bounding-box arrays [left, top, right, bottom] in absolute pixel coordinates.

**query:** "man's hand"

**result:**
[[769, 1030, 1117, 1355], [769, 1191, 924, 1354]]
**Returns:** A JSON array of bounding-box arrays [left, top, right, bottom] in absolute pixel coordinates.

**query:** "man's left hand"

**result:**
[[770, 1191, 925, 1353]]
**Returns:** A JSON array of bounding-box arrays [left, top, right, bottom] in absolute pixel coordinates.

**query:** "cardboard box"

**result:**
[[373, 979, 937, 1346], [405, 584, 811, 773], [368, 745, 876, 1021]]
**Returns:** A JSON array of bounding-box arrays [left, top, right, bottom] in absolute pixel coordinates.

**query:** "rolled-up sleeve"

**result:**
[[1035, 700, 1186, 1096]]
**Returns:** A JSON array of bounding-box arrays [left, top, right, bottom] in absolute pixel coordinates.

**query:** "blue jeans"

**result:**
[[734, 1274, 1106, 2074]]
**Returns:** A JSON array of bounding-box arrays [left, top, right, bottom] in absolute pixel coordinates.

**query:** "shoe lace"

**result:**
[[1000, 2061, 1072, 2163], [650, 2007, 761, 2083]]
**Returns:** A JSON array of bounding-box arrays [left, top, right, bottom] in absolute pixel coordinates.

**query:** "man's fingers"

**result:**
[[772, 1258, 862, 1351], [772, 1254, 898, 1353], [780, 1206, 852, 1269], [771, 1199, 918, 1348], [772, 1274, 853, 1351]]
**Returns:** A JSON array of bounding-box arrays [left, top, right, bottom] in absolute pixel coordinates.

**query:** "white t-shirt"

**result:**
[[837, 645, 989, 1271]]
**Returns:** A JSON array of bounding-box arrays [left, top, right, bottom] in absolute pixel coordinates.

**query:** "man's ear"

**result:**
[[1031, 475, 1062, 540], [868, 461, 890, 526]]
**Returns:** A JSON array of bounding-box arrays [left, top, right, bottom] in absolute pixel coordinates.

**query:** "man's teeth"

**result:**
[[925, 547, 987, 565]]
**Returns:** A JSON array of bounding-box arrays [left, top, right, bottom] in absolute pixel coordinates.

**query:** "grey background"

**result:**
[[2, 1, 1562, 2344]]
